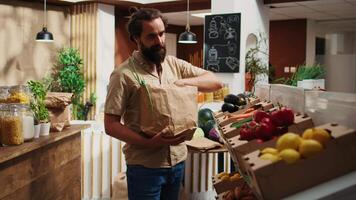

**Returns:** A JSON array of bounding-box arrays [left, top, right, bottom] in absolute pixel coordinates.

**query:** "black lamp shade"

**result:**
[[36, 27, 54, 42], [178, 30, 197, 44]]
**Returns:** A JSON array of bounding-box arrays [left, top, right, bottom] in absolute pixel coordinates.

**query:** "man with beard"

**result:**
[[104, 8, 222, 200]]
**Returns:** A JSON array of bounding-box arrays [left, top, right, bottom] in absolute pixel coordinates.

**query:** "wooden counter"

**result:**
[[0, 124, 89, 200]]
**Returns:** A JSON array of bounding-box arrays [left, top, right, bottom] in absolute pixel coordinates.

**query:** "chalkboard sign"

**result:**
[[204, 13, 241, 73]]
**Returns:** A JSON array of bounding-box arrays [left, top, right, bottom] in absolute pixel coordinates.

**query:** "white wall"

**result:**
[[323, 32, 356, 93], [96, 4, 115, 118], [306, 19, 316, 65], [211, 0, 269, 94]]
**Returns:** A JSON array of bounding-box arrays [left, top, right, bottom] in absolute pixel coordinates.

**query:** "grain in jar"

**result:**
[[7, 85, 30, 104], [0, 104, 24, 145]]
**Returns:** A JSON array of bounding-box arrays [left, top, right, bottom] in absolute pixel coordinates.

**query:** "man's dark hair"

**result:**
[[127, 7, 168, 43]]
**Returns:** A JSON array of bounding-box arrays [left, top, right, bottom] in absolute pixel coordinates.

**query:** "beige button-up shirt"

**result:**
[[105, 51, 206, 168]]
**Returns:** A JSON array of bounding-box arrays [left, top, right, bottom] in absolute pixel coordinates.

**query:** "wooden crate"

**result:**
[[212, 172, 244, 194], [242, 123, 356, 199], [225, 114, 313, 177]]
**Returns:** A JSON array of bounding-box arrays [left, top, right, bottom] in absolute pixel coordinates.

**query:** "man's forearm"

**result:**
[[181, 71, 223, 92], [104, 116, 150, 146]]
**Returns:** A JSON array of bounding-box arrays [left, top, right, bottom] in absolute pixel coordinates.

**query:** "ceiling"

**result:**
[[269, 0, 356, 21], [161, 0, 356, 30]]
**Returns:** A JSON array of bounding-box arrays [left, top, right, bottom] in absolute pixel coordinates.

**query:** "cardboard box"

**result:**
[[220, 124, 240, 139], [255, 100, 274, 112], [216, 104, 263, 127], [288, 113, 314, 134], [225, 114, 313, 178], [212, 172, 244, 194], [242, 123, 356, 200], [247, 97, 261, 105]]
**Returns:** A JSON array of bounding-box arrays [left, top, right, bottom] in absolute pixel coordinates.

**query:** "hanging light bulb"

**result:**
[[178, 0, 197, 44], [36, 0, 54, 42]]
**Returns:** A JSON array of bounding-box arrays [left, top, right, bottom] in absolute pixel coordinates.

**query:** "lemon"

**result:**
[[299, 139, 323, 158], [259, 153, 281, 163], [279, 149, 301, 164], [302, 128, 330, 147], [276, 133, 302, 151], [261, 147, 279, 155], [302, 128, 314, 139]]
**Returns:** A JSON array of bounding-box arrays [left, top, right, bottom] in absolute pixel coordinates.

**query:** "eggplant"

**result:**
[[224, 94, 239, 105], [221, 103, 239, 113]]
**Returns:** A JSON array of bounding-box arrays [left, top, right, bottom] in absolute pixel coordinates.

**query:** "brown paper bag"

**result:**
[[139, 84, 198, 137], [45, 92, 73, 109], [112, 172, 128, 200], [45, 92, 73, 132]]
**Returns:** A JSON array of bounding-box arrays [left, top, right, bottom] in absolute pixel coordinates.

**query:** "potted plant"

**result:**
[[273, 64, 326, 89], [245, 34, 269, 91], [27, 80, 51, 136], [50, 47, 96, 120]]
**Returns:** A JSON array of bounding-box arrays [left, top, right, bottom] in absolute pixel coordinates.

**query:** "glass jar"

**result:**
[[19, 104, 35, 141], [204, 92, 214, 103], [7, 85, 30, 104], [197, 92, 205, 103], [213, 88, 223, 101], [0, 86, 10, 103], [222, 83, 230, 98], [0, 104, 24, 145]]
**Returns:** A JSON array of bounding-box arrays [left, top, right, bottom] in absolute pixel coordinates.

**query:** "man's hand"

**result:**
[[146, 127, 186, 147]]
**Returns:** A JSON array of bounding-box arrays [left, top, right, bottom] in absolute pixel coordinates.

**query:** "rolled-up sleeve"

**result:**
[[104, 69, 128, 116], [173, 57, 207, 78]]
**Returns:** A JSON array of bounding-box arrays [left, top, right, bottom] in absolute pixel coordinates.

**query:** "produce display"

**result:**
[[239, 108, 294, 141], [211, 87, 356, 200], [219, 183, 256, 200], [221, 93, 247, 113], [259, 129, 330, 164], [198, 108, 221, 142]]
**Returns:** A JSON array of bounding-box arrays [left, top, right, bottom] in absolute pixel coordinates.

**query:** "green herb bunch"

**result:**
[[27, 80, 49, 123]]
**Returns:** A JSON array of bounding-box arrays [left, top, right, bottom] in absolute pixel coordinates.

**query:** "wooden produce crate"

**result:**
[[288, 113, 314, 134], [220, 123, 241, 139], [212, 172, 244, 194], [225, 114, 314, 177], [247, 97, 260, 105], [242, 123, 356, 200]]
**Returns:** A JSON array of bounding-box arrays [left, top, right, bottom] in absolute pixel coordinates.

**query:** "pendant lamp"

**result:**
[[36, 0, 54, 42], [178, 0, 197, 44]]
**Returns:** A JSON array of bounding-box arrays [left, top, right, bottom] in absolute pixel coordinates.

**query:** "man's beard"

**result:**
[[140, 43, 166, 65]]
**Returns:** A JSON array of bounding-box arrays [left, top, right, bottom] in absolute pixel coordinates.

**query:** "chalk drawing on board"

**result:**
[[225, 57, 239, 70], [225, 27, 237, 40], [208, 18, 219, 39]]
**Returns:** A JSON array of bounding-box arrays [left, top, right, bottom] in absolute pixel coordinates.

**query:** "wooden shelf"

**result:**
[[0, 124, 89, 164]]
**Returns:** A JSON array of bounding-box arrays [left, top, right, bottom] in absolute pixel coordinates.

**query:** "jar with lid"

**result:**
[[0, 104, 24, 145], [7, 85, 30, 104]]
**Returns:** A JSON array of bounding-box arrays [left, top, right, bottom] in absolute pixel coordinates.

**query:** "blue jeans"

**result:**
[[126, 162, 185, 200]]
